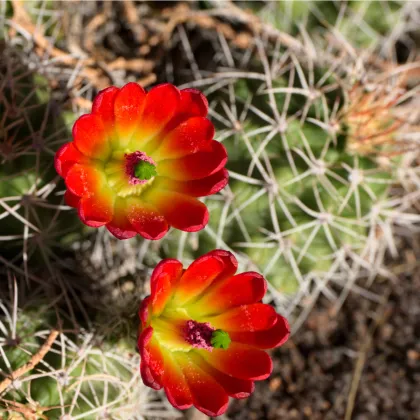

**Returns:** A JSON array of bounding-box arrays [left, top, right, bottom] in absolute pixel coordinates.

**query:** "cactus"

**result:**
[[0, 42, 157, 418], [153, 1, 420, 332], [254, 0, 409, 49], [173, 74, 393, 290], [0, 2, 419, 417], [0, 42, 86, 282], [36, 0, 418, 333], [0, 297, 178, 419]]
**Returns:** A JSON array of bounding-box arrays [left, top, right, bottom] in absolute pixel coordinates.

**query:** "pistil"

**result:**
[[184, 320, 231, 351], [125, 151, 157, 185]]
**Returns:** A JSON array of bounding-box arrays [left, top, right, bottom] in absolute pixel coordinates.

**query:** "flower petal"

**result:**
[[73, 114, 111, 160], [65, 164, 106, 198], [138, 326, 153, 361], [105, 198, 137, 239], [162, 353, 193, 410], [125, 197, 169, 240], [145, 190, 208, 232], [92, 86, 119, 127], [176, 353, 229, 417], [157, 140, 227, 181], [206, 249, 239, 279], [151, 258, 184, 291], [64, 190, 80, 208], [200, 342, 273, 380], [179, 89, 208, 117], [158, 169, 228, 197], [172, 250, 236, 306], [207, 367, 254, 400], [130, 83, 181, 152], [78, 191, 115, 227], [205, 303, 278, 332], [230, 314, 290, 349], [114, 82, 146, 146], [153, 117, 214, 161], [138, 327, 164, 390], [189, 271, 267, 316], [150, 259, 183, 315], [54, 143, 85, 178], [151, 318, 191, 352], [139, 296, 151, 328], [191, 353, 254, 399]]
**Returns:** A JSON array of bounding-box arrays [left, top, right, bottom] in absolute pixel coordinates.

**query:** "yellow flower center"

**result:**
[[104, 150, 157, 197]]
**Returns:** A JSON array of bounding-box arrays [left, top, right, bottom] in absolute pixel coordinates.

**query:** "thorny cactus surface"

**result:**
[[0, 296, 178, 419], [254, 0, 412, 49], [7, 0, 415, 330], [0, 1, 419, 417], [0, 42, 85, 281], [155, 1, 420, 331]]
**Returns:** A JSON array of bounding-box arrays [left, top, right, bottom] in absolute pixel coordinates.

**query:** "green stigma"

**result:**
[[211, 329, 231, 350], [135, 160, 157, 180]]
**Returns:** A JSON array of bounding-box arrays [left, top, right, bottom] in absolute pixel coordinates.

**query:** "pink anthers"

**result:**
[[184, 320, 215, 351], [124, 151, 156, 185]]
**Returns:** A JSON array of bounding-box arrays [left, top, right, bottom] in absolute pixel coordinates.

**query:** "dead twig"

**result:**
[[122, 0, 147, 43], [83, 12, 108, 53], [1, 398, 41, 420], [0, 329, 59, 394], [1, 397, 66, 420], [9, 0, 153, 91]]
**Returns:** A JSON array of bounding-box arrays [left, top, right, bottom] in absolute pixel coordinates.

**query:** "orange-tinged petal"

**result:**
[[125, 197, 169, 240], [173, 251, 238, 310], [205, 303, 278, 332], [64, 190, 80, 208], [163, 88, 210, 132], [157, 169, 228, 197], [189, 271, 267, 316], [150, 259, 184, 291], [138, 327, 164, 390], [200, 342, 273, 380], [92, 86, 119, 128], [145, 190, 208, 232], [73, 114, 111, 160], [203, 249, 239, 279], [105, 198, 137, 239], [55, 143, 85, 178], [152, 273, 172, 315], [150, 259, 183, 315], [206, 366, 254, 399], [153, 117, 214, 161], [176, 352, 229, 417], [172, 252, 226, 306], [78, 191, 115, 227], [162, 353, 193, 410], [230, 314, 290, 349], [190, 353, 254, 399], [157, 140, 227, 181], [130, 83, 181, 152], [179, 88, 208, 118], [114, 82, 146, 146], [139, 296, 151, 328], [65, 164, 106, 198]]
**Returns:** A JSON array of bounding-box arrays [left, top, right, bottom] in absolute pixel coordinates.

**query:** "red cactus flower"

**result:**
[[138, 250, 290, 416], [55, 83, 228, 240]]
